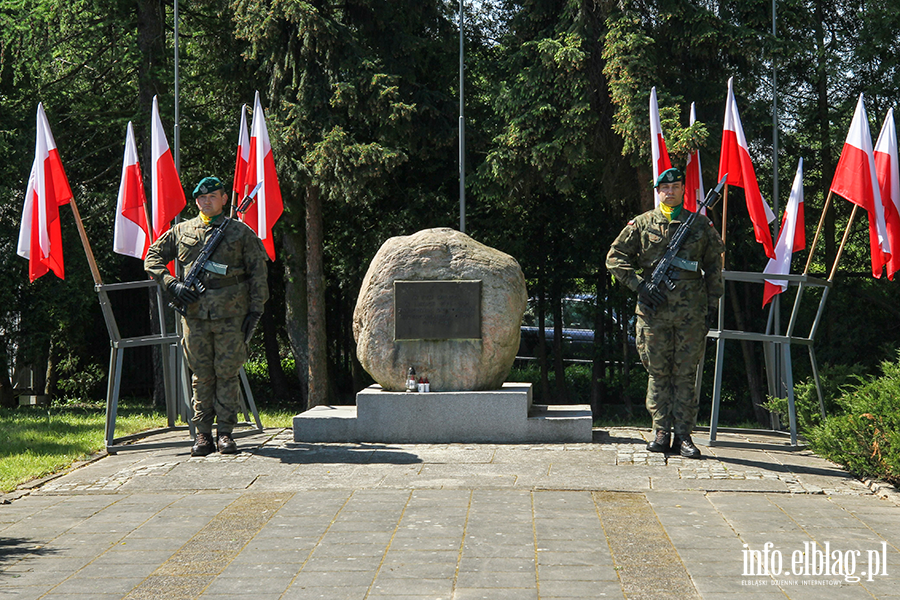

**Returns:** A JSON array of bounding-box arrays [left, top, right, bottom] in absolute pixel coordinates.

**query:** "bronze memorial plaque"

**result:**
[[394, 280, 482, 340]]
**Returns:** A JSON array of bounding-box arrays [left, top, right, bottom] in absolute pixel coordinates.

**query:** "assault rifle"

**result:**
[[169, 181, 263, 316], [639, 174, 727, 314]]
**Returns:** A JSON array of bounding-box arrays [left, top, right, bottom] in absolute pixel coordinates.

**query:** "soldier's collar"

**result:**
[[199, 212, 224, 226], [658, 202, 683, 222]]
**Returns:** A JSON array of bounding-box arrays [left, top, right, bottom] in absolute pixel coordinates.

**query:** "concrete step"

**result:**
[[294, 384, 593, 444]]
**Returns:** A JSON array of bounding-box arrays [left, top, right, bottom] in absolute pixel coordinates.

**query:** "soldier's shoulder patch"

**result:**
[[708, 220, 714, 227], [628, 219, 636, 226]]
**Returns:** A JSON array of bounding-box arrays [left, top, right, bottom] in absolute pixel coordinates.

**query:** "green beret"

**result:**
[[193, 176, 224, 197], [654, 168, 685, 188]]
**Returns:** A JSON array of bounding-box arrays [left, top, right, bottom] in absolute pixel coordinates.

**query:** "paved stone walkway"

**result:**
[[1, 427, 899, 599]]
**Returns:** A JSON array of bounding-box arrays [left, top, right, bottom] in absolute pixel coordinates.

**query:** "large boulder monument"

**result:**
[[293, 227, 592, 443], [353, 227, 526, 392]]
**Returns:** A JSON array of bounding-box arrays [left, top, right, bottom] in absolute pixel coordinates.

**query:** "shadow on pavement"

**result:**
[[592, 429, 647, 445], [253, 443, 424, 465], [714, 455, 849, 478], [705, 440, 807, 452], [0, 536, 59, 575]]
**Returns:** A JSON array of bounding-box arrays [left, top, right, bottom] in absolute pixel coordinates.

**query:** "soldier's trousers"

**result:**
[[635, 307, 707, 435], [182, 315, 247, 435]]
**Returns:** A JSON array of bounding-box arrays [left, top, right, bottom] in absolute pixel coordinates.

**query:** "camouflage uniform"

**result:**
[[145, 215, 269, 435], [606, 206, 724, 435]]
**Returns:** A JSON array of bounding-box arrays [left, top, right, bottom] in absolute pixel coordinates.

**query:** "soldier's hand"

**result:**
[[637, 280, 666, 310], [168, 280, 200, 305], [706, 304, 718, 330], [242, 312, 262, 344]]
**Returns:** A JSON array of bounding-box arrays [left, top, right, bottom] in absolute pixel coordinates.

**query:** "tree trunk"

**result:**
[[551, 294, 568, 404], [306, 184, 329, 407], [149, 290, 168, 407], [636, 166, 654, 212], [0, 345, 16, 409], [136, 0, 166, 159], [137, 0, 168, 406], [44, 338, 59, 402], [815, 0, 835, 342], [537, 284, 550, 403], [620, 294, 632, 417], [727, 281, 768, 425], [282, 223, 309, 409], [590, 271, 607, 416]]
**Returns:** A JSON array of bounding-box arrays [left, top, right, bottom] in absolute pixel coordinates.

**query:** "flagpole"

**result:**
[[806, 200, 856, 344], [770, 0, 780, 401], [143, 202, 154, 244], [458, 0, 465, 234], [173, 0, 180, 174], [803, 190, 833, 275], [68, 199, 103, 286], [829, 204, 858, 280]]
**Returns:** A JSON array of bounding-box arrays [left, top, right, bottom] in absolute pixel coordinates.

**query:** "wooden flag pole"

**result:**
[[230, 190, 237, 218], [68, 198, 103, 286], [829, 204, 858, 281], [803, 190, 833, 275], [143, 201, 154, 245]]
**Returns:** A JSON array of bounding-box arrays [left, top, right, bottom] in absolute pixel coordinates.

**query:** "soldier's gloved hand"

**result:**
[[242, 312, 262, 344], [168, 280, 200, 305], [637, 280, 666, 310], [706, 304, 718, 330]]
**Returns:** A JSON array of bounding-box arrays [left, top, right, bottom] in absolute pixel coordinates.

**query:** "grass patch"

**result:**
[[0, 400, 297, 494]]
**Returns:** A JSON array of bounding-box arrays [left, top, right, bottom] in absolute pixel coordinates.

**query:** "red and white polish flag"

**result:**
[[151, 96, 185, 240], [684, 102, 706, 215], [650, 86, 672, 207], [874, 108, 900, 280], [763, 158, 806, 306], [718, 77, 776, 259], [113, 122, 150, 260], [17, 103, 73, 282], [242, 91, 283, 261], [232, 104, 250, 198], [830, 94, 890, 277]]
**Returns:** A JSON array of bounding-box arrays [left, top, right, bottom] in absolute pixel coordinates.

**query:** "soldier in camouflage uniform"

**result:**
[[145, 176, 269, 456], [606, 168, 724, 459]]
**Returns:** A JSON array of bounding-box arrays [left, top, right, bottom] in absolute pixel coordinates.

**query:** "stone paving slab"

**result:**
[[1, 426, 898, 599]]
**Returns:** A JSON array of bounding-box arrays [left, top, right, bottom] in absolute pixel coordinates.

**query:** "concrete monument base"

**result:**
[[293, 383, 592, 443]]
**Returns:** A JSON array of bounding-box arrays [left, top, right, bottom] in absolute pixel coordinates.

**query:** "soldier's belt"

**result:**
[[204, 273, 250, 290], [669, 271, 702, 281]]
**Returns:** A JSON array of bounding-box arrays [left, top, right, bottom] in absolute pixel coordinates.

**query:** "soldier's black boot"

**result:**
[[673, 434, 701, 459], [217, 432, 238, 455], [191, 432, 215, 457], [647, 430, 671, 453]]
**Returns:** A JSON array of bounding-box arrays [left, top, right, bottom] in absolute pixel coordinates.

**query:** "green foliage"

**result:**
[[55, 354, 105, 402], [801, 353, 900, 485], [243, 354, 303, 407], [508, 361, 647, 407], [763, 362, 867, 434], [509, 362, 587, 404]]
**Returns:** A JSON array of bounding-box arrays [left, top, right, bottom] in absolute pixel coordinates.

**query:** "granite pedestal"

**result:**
[[293, 383, 592, 443]]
